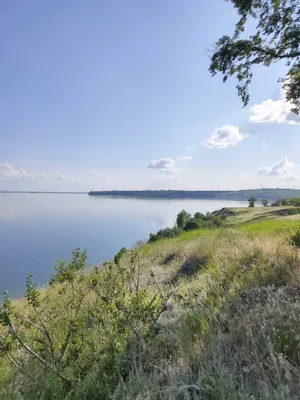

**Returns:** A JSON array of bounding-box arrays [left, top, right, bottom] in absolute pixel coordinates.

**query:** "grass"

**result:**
[[140, 228, 214, 256], [239, 217, 300, 235], [1, 206, 300, 399], [175, 227, 216, 241]]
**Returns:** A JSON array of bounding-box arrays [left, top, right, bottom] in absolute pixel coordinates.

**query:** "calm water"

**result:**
[[0, 194, 247, 297]]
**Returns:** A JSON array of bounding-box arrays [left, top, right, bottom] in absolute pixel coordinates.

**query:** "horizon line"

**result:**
[[1, 188, 298, 195]]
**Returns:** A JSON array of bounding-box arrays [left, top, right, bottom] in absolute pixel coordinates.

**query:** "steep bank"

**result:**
[[1, 207, 300, 399]]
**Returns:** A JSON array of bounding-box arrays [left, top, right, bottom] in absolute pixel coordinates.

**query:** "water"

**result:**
[[0, 194, 247, 297]]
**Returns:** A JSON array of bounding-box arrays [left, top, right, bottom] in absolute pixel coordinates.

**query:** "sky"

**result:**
[[1, 0, 300, 192]]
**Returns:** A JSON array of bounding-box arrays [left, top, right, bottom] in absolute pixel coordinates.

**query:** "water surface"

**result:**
[[0, 194, 246, 297]]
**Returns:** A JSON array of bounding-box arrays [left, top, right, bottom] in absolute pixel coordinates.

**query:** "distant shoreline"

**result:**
[[0, 191, 87, 195], [88, 189, 300, 202], [1, 189, 300, 202]]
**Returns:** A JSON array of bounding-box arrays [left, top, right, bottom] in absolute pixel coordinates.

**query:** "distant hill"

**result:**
[[88, 189, 300, 201]]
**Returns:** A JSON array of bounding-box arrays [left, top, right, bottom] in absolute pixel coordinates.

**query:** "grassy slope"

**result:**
[[141, 206, 300, 247], [228, 206, 300, 223], [1, 207, 300, 399]]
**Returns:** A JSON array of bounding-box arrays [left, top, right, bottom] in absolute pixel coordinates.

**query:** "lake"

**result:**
[[0, 194, 247, 297]]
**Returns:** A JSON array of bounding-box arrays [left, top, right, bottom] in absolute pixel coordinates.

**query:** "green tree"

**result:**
[[209, 0, 300, 114], [262, 199, 268, 207], [248, 197, 257, 207], [194, 212, 205, 220], [176, 210, 191, 229], [184, 218, 202, 231]]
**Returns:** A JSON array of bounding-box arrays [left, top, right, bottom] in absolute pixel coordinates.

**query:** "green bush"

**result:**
[[176, 210, 191, 229], [148, 211, 223, 242], [291, 228, 300, 248], [248, 197, 257, 207], [184, 218, 203, 231], [272, 197, 300, 207], [113, 246, 127, 265], [148, 227, 182, 243], [0, 251, 172, 399]]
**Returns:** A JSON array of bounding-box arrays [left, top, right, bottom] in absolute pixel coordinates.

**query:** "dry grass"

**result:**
[[117, 228, 300, 399], [227, 206, 300, 224]]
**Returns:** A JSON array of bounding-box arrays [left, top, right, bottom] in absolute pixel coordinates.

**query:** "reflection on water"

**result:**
[[0, 194, 247, 297]]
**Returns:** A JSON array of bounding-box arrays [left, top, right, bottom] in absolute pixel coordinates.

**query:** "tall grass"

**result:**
[[1, 223, 300, 399]]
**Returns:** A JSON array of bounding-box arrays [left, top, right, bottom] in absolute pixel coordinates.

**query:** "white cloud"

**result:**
[[242, 173, 251, 179], [258, 157, 298, 180], [177, 156, 193, 162], [90, 171, 103, 177], [205, 125, 245, 149], [279, 174, 300, 183], [147, 158, 177, 173], [54, 176, 68, 181], [250, 85, 300, 125], [261, 142, 267, 147], [0, 163, 29, 180], [33, 172, 47, 180]]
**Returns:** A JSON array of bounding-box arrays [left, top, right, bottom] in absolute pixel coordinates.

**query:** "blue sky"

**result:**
[[1, 0, 300, 191]]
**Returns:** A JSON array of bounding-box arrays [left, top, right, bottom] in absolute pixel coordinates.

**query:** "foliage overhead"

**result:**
[[209, 0, 300, 113]]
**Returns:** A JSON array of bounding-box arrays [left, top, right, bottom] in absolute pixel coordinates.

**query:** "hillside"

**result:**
[[220, 205, 300, 224], [1, 207, 300, 399]]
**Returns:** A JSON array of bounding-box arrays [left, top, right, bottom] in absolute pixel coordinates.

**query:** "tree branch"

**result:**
[[251, 45, 300, 60], [0, 337, 35, 381], [7, 320, 70, 384], [32, 306, 56, 362], [58, 294, 84, 362]]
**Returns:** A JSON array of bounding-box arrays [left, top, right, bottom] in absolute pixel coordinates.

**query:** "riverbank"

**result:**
[[88, 188, 300, 201], [1, 206, 300, 399]]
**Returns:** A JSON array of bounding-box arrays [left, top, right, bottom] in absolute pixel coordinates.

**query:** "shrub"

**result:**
[[0, 251, 175, 399], [114, 246, 127, 265], [272, 197, 300, 207], [184, 214, 223, 231], [184, 218, 203, 231], [291, 228, 300, 248], [49, 247, 87, 285], [176, 210, 191, 229], [148, 227, 182, 243], [148, 211, 224, 242], [194, 212, 205, 219], [248, 197, 257, 207], [207, 215, 223, 227]]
